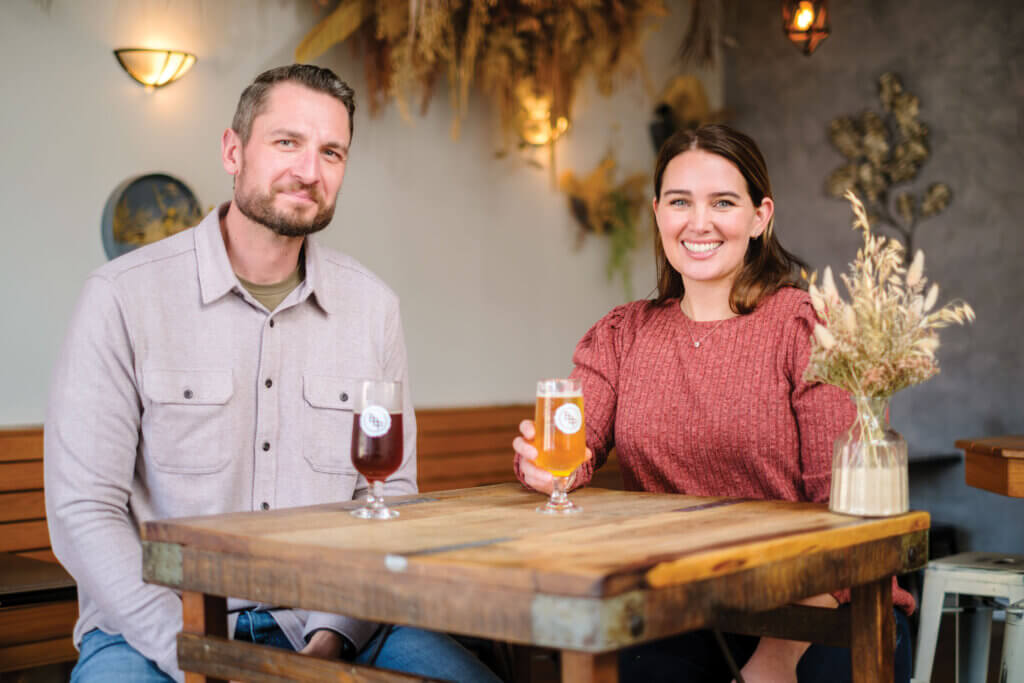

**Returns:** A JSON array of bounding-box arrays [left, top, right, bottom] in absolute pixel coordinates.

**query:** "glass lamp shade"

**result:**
[[114, 49, 196, 89], [782, 1, 831, 55]]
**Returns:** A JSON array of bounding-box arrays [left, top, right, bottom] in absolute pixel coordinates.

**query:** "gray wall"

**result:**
[[725, 0, 1023, 553]]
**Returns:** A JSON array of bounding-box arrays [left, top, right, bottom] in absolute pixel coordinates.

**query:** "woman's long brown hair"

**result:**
[[651, 125, 807, 313]]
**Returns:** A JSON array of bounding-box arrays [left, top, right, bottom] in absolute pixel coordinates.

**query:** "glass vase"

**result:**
[[829, 395, 909, 516]]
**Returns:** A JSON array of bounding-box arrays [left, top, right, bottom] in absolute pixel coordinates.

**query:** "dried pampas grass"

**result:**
[[803, 191, 974, 398]]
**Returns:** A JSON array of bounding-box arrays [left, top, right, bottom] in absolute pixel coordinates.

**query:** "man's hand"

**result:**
[[301, 630, 345, 659]]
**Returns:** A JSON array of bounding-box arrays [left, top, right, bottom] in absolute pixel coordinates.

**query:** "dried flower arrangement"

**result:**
[[804, 190, 974, 398], [559, 156, 648, 298], [297, 0, 666, 143], [805, 191, 974, 515], [826, 73, 951, 263]]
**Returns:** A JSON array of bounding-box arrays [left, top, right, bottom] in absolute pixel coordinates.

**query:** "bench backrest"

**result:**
[[0, 428, 54, 563], [0, 408, 623, 552], [416, 404, 624, 492]]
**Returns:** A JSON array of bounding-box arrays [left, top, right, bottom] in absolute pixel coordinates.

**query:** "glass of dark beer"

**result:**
[[350, 380, 403, 520]]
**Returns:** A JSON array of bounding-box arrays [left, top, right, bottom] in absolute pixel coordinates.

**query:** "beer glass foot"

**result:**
[[350, 504, 400, 519], [536, 476, 580, 514], [351, 484, 399, 520], [536, 500, 581, 515]]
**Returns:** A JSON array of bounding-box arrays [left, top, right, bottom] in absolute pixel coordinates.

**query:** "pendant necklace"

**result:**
[[681, 300, 731, 349]]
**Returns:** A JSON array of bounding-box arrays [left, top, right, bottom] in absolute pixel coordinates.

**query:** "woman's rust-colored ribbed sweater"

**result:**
[[517, 287, 914, 613]]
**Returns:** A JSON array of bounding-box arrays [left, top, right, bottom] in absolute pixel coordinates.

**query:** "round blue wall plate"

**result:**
[[101, 173, 204, 260]]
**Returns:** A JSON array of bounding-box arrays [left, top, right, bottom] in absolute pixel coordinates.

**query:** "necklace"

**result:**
[[680, 300, 731, 349]]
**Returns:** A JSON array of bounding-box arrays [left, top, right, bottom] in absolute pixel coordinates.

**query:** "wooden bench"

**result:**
[[0, 427, 78, 672]]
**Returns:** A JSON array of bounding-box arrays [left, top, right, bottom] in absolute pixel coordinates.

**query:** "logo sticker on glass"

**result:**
[[554, 403, 582, 435], [360, 405, 392, 437]]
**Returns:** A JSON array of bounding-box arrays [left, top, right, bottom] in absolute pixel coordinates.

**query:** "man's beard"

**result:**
[[234, 174, 336, 238]]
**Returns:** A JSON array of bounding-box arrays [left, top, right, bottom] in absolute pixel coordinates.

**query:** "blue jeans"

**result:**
[[72, 613, 501, 683], [619, 607, 912, 683], [71, 629, 173, 683], [232, 610, 500, 682]]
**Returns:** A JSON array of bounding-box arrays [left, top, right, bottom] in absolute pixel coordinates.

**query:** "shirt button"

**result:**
[[261, 502, 270, 511], [265, 378, 273, 388], [340, 392, 348, 402], [183, 389, 193, 399], [262, 442, 270, 451], [269, 319, 275, 328]]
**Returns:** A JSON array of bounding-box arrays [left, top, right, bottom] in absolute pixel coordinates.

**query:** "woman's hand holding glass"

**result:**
[[515, 420, 590, 494], [513, 419, 593, 507]]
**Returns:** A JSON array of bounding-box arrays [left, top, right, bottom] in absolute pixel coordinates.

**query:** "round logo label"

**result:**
[[360, 405, 392, 437], [554, 403, 582, 435]]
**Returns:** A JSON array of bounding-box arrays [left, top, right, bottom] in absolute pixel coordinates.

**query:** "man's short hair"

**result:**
[[232, 64, 355, 146]]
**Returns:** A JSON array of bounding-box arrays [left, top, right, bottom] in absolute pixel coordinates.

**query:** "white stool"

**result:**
[[1003, 600, 1024, 682], [912, 552, 1024, 683]]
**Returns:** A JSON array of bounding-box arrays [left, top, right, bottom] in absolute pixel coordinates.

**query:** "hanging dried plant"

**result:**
[[648, 74, 729, 153], [297, 0, 667, 142], [676, 0, 719, 68], [560, 156, 649, 298], [825, 73, 952, 262]]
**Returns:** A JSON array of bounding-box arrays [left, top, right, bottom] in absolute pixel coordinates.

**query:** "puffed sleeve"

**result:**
[[513, 303, 640, 489], [784, 297, 856, 503], [569, 304, 639, 488]]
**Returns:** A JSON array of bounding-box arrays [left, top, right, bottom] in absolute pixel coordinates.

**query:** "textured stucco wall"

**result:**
[[725, 0, 1023, 553]]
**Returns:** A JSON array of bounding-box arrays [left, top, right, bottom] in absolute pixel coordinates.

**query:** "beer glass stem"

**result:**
[[539, 475, 580, 514], [550, 476, 571, 507], [370, 480, 385, 511]]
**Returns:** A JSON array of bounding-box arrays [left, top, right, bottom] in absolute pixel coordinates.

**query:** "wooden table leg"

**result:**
[[850, 578, 894, 683], [561, 651, 618, 683], [181, 591, 228, 683]]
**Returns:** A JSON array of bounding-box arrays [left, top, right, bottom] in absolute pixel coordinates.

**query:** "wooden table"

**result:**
[[140, 484, 929, 683], [956, 435, 1024, 498]]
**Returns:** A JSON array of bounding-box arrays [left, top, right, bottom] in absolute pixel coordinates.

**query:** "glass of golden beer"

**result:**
[[534, 378, 585, 514]]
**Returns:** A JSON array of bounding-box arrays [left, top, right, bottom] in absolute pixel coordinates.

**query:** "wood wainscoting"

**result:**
[[0, 427, 78, 672]]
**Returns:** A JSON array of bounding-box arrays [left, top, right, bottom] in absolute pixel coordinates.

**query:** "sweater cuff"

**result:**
[[571, 456, 595, 489]]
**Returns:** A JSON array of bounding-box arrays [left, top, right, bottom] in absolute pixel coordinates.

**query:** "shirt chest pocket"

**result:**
[[142, 369, 234, 474], [302, 374, 359, 474]]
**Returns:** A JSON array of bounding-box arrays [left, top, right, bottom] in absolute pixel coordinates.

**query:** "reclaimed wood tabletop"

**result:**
[[141, 484, 929, 683]]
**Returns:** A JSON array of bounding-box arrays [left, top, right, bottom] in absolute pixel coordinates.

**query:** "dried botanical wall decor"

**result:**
[[676, 0, 719, 67], [826, 73, 951, 261], [559, 156, 649, 298], [648, 74, 728, 154], [296, 0, 667, 144]]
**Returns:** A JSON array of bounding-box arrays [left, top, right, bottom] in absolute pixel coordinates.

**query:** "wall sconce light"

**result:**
[[782, 1, 830, 55], [516, 81, 569, 147], [114, 48, 196, 90]]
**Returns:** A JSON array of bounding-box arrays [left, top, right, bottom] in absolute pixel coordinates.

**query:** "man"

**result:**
[[45, 64, 499, 683]]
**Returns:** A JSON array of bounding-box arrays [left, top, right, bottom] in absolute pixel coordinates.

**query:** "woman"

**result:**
[[513, 125, 913, 683]]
